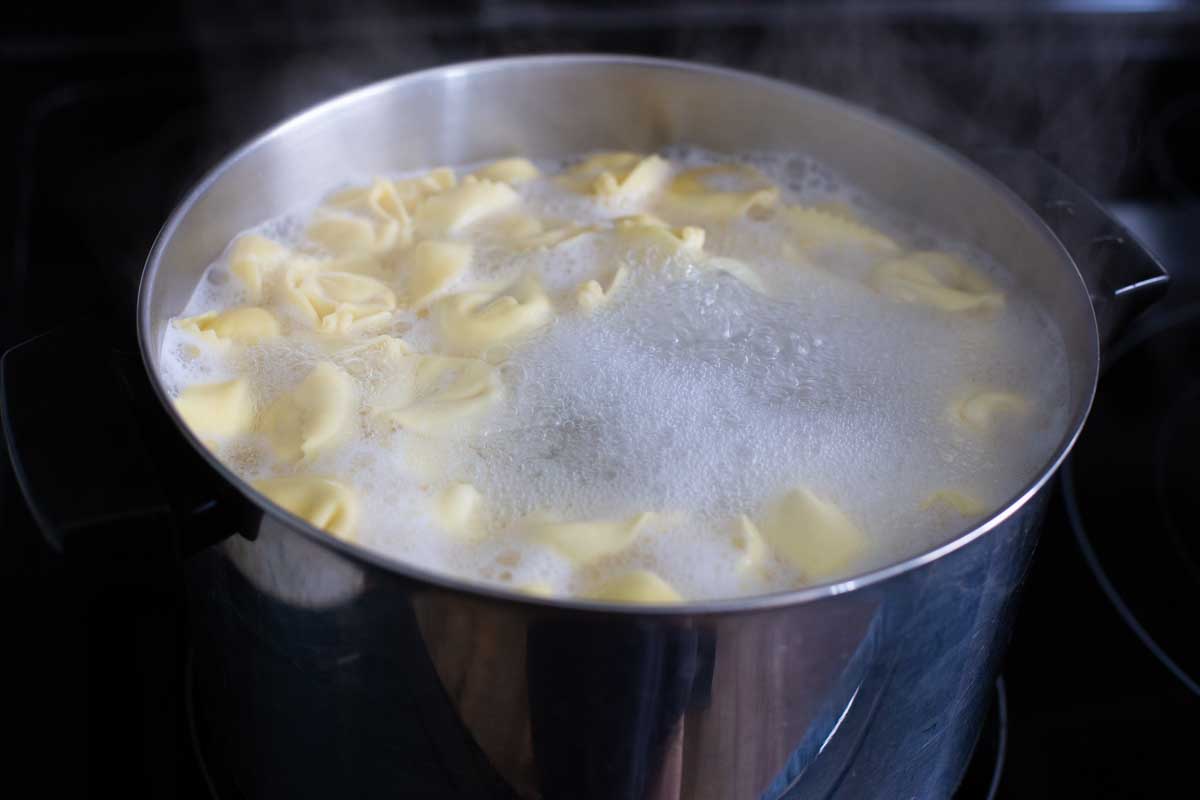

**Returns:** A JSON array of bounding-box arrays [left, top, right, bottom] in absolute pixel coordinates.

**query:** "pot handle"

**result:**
[[1, 325, 251, 566], [970, 148, 1169, 347]]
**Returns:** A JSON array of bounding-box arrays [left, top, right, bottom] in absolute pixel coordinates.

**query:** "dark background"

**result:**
[[3, 2, 1198, 797]]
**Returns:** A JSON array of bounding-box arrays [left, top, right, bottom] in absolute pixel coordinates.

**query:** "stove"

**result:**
[[4, 3, 1198, 797]]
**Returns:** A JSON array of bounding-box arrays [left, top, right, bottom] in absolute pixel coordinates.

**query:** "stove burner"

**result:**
[[1062, 304, 1200, 697]]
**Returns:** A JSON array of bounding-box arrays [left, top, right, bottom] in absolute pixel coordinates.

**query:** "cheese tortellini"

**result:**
[[783, 206, 900, 255], [525, 512, 658, 566], [163, 150, 1048, 604], [661, 164, 779, 220], [176, 307, 280, 346], [228, 234, 290, 301], [259, 362, 356, 463], [433, 274, 552, 355], [952, 390, 1030, 433], [414, 179, 520, 237], [589, 570, 684, 604], [871, 251, 1004, 312], [175, 378, 254, 440], [282, 265, 397, 335], [752, 488, 868, 581], [253, 475, 359, 539], [372, 353, 501, 437], [562, 152, 671, 205]]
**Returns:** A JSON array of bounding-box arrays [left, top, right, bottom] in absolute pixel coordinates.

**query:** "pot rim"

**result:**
[[137, 53, 1098, 615]]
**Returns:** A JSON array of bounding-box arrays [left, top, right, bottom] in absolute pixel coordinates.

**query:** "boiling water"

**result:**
[[158, 149, 1071, 601]]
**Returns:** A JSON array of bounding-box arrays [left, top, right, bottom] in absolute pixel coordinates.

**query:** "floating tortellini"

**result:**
[[870, 251, 1005, 312], [660, 164, 779, 220], [311, 176, 414, 255], [517, 222, 599, 251], [175, 307, 280, 346], [951, 389, 1029, 433], [526, 512, 658, 566], [753, 487, 867, 581], [733, 514, 770, 578], [282, 265, 397, 335], [783, 206, 899, 256], [414, 179, 520, 238], [577, 266, 629, 312], [614, 215, 706, 255], [588, 570, 683, 604], [253, 474, 359, 539], [921, 490, 988, 517], [372, 353, 501, 437], [432, 483, 487, 541], [175, 378, 254, 440], [433, 274, 553, 355], [330, 169, 457, 216], [228, 234, 291, 302], [259, 362, 356, 463], [327, 177, 413, 242], [400, 240, 472, 309], [469, 157, 541, 185], [561, 152, 670, 205]]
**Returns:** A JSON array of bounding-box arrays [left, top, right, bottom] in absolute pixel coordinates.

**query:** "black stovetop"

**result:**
[[4, 4, 1198, 797]]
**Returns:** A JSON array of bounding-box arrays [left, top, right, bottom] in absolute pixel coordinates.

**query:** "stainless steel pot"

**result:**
[[4, 56, 1168, 799]]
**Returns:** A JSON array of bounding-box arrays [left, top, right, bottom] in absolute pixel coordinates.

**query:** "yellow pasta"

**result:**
[[433, 274, 552, 355], [589, 570, 684, 604], [755, 487, 867, 581], [281, 265, 397, 335], [921, 490, 988, 517], [400, 240, 472, 309], [526, 512, 658, 565], [175, 378, 254, 440], [871, 251, 1004, 312], [577, 266, 629, 312], [952, 390, 1029, 433], [228, 234, 290, 302], [253, 475, 358, 539], [259, 362, 356, 463], [469, 157, 541, 185], [783, 206, 899, 255], [661, 164, 779, 220], [432, 483, 486, 541], [372, 353, 500, 437], [175, 307, 280, 346], [414, 179, 520, 237]]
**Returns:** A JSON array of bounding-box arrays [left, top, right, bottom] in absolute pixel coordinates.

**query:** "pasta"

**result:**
[[175, 307, 280, 345], [871, 251, 1004, 312], [259, 362, 356, 462], [469, 157, 541, 185], [589, 571, 684, 604], [414, 179, 520, 237], [660, 164, 779, 220], [400, 240, 472, 309], [433, 274, 552, 355], [526, 512, 658, 565], [175, 378, 254, 440], [228, 234, 290, 301], [282, 265, 397, 335], [253, 475, 359, 539], [162, 149, 1067, 604], [754, 488, 867, 580], [953, 390, 1029, 433], [372, 353, 500, 436], [432, 483, 486, 540]]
